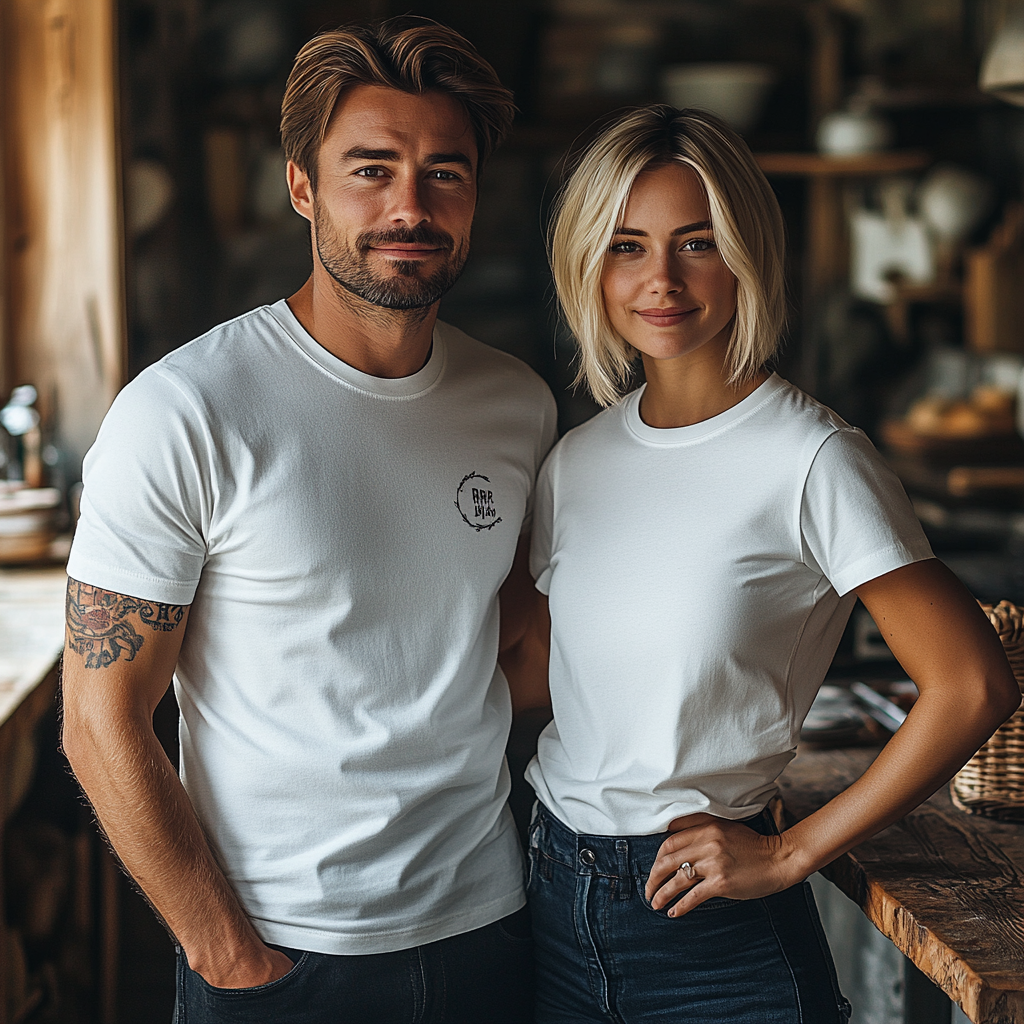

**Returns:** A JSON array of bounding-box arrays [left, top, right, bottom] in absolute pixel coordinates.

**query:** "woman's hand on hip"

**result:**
[[645, 813, 801, 917]]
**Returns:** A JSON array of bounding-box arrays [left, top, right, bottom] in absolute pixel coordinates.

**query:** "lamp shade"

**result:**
[[980, 9, 1024, 106]]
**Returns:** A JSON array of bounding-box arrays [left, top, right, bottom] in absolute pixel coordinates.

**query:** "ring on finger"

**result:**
[[676, 860, 695, 879]]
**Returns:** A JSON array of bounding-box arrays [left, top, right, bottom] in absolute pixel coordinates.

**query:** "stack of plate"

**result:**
[[800, 685, 867, 746], [0, 486, 61, 564]]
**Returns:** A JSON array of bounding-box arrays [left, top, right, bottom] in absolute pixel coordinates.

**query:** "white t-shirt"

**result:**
[[526, 374, 932, 836], [68, 300, 557, 954]]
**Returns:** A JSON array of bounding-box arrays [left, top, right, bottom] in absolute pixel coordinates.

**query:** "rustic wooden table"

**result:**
[[779, 745, 1024, 1024], [0, 566, 119, 1024], [0, 567, 66, 729], [0, 566, 67, 1024]]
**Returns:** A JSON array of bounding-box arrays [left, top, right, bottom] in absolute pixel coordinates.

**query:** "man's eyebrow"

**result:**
[[342, 147, 401, 161], [427, 151, 474, 170], [340, 147, 473, 170], [611, 220, 712, 237]]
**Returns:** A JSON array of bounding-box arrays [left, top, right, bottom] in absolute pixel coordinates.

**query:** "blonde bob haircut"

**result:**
[[549, 105, 786, 407]]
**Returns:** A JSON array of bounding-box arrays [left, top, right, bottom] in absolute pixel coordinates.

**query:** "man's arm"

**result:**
[[498, 534, 551, 714], [61, 579, 293, 987]]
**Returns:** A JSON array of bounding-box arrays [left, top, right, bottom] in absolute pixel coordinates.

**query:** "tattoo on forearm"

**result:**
[[66, 580, 185, 669]]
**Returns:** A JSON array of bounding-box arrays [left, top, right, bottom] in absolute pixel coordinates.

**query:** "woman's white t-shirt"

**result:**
[[526, 374, 933, 836]]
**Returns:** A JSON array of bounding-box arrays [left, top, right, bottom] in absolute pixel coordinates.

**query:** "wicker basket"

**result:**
[[950, 600, 1024, 821]]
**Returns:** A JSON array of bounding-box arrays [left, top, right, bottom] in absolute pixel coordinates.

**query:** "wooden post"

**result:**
[[0, 0, 126, 471], [808, 2, 844, 130], [801, 3, 847, 394]]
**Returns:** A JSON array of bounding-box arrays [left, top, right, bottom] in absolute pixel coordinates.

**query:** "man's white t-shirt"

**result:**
[[527, 374, 932, 837], [67, 300, 557, 954]]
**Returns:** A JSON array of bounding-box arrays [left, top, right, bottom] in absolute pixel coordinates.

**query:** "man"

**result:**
[[61, 21, 555, 1023]]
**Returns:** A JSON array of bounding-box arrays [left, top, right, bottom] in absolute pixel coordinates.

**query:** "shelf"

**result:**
[[881, 418, 1024, 468], [755, 150, 931, 177]]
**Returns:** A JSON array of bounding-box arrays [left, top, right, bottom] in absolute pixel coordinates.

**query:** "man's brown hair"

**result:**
[[281, 19, 516, 190]]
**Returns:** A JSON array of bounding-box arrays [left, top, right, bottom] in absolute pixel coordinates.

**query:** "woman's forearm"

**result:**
[[648, 561, 1020, 914], [779, 682, 1017, 881], [780, 558, 1020, 882]]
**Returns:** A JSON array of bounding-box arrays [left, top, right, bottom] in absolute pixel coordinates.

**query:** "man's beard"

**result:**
[[314, 206, 468, 310]]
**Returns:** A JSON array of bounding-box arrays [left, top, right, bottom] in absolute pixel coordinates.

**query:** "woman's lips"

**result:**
[[634, 307, 696, 326]]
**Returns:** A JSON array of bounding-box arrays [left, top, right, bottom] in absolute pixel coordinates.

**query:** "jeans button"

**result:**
[[579, 848, 596, 866]]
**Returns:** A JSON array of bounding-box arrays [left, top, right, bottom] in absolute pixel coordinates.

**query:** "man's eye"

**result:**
[[429, 170, 459, 181], [355, 167, 387, 178]]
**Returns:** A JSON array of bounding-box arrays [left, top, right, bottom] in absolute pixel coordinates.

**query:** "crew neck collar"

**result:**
[[624, 373, 785, 446], [268, 298, 446, 398]]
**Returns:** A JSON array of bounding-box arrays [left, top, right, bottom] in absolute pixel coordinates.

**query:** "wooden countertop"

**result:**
[[0, 566, 66, 729], [779, 745, 1024, 1024]]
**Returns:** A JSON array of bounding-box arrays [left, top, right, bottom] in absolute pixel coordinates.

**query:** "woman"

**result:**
[[522, 106, 1020, 1023]]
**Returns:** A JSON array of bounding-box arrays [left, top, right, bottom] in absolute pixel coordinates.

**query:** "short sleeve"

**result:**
[[529, 448, 557, 594], [66, 368, 210, 605], [520, 387, 559, 537], [801, 428, 933, 597]]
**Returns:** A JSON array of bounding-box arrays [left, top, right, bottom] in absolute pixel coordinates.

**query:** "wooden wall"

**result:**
[[1, 0, 125, 472]]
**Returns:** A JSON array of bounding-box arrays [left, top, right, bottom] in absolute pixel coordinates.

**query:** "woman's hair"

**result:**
[[549, 105, 786, 407], [281, 19, 516, 192]]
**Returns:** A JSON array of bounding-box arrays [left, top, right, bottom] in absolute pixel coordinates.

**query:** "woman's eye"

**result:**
[[682, 237, 715, 252], [609, 241, 642, 254]]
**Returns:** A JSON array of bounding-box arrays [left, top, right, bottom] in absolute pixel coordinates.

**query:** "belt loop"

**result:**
[[531, 805, 553, 881], [615, 840, 631, 900], [528, 808, 545, 850]]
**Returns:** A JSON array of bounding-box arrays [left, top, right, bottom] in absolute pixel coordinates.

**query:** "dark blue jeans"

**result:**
[[527, 803, 851, 1023], [173, 906, 534, 1023]]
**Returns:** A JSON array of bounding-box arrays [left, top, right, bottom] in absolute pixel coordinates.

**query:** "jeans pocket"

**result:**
[[193, 950, 314, 998], [496, 905, 533, 945], [179, 948, 320, 1024], [633, 875, 737, 916]]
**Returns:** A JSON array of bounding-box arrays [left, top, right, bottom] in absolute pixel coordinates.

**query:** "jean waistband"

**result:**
[[530, 802, 778, 879]]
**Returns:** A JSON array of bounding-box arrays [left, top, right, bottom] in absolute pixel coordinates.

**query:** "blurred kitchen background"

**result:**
[[4, 0, 1024, 1021]]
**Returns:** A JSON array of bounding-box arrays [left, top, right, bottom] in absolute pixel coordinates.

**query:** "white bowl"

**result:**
[[816, 109, 892, 156], [660, 63, 777, 133]]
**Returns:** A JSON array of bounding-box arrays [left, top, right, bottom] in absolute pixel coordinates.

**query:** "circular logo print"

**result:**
[[455, 472, 503, 531]]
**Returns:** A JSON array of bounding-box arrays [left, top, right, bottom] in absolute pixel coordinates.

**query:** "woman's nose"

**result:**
[[645, 254, 684, 295]]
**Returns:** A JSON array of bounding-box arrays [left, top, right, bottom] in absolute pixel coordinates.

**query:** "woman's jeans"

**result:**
[[527, 802, 852, 1023]]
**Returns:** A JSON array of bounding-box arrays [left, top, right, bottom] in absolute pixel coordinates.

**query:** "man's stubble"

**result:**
[[314, 202, 469, 324]]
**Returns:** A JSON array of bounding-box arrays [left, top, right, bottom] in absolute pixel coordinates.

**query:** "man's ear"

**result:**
[[287, 160, 314, 224]]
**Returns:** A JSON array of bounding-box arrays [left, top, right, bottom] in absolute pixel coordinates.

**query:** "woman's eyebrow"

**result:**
[[611, 220, 712, 237]]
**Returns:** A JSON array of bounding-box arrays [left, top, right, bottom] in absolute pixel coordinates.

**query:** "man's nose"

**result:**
[[386, 173, 430, 228]]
